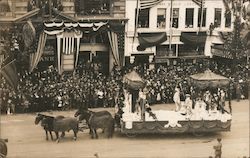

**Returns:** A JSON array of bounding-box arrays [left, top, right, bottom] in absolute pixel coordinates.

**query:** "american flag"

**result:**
[[0, 60, 18, 89], [192, 0, 205, 8], [139, 0, 164, 9]]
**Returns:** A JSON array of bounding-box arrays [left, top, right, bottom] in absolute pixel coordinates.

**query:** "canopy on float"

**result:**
[[123, 70, 145, 90], [190, 70, 230, 89]]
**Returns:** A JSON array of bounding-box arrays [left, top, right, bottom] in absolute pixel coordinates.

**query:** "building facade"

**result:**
[[1, 0, 248, 73], [0, 0, 127, 74], [125, 0, 234, 66]]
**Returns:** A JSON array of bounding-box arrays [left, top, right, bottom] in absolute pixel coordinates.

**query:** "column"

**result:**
[[176, 44, 179, 57], [148, 55, 155, 70], [109, 48, 114, 73], [130, 55, 135, 64]]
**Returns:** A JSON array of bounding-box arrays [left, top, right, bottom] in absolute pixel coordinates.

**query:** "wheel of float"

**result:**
[[125, 133, 137, 138]]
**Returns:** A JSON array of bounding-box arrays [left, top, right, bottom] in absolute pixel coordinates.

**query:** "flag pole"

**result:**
[[169, 0, 173, 54], [0, 59, 16, 71], [0, 58, 1, 138], [133, 0, 140, 52], [197, 0, 204, 53], [199, 0, 204, 32]]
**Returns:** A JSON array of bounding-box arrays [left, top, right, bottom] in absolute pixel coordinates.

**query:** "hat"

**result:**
[[185, 94, 191, 97]]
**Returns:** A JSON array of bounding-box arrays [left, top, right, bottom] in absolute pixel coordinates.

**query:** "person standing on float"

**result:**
[[139, 88, 147, 121], [173, 87, 181, 111]]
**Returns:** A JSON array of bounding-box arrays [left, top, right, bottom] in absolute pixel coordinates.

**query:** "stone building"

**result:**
[[124, 0, 234, 67]]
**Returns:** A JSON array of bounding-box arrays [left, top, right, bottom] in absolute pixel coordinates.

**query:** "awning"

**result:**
[[212, 44, 224, 50], [218, 32, 231, 41], [180, 32, 207, 45], [137, 32, 167, 51], [211, 45, 234, 59]]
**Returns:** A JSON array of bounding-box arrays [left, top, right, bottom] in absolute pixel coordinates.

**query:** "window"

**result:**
[[75, 0, 111, 15], [214, 8, 222, 27], [156, 45, 176, 57], [185, 8, 194, 28], [198, 8, 207, 27], [172, 8, 179, 28], [157, 8, 166, 29], [137, 8, 150, 28], [225, 12, 231, 28]]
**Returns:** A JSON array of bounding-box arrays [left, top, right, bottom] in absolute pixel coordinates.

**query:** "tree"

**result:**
[[222, 0, 248, 66]]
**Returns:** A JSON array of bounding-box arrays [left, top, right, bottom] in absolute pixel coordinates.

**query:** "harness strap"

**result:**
[[0, 152, 6, 158], [88, 112, 94, 124]]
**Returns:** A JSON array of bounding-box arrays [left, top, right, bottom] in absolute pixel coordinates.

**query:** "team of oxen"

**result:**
[[35, 108, 118, 143]]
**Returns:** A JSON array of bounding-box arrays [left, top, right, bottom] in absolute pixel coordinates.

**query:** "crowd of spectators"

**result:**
[[0, 59, 248, 114]]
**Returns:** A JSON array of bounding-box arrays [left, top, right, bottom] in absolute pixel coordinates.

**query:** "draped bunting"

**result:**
[[108, 31, 120, 68], [44, 21, 108, 34], [30, 32, 47, 72]]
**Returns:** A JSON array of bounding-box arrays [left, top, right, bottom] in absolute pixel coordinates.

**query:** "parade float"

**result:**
[[120, 70, 232, 136]]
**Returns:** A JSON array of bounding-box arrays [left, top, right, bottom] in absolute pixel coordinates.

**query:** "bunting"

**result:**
[[0, 60, 18, 89], [108, 31, 120, 68], [44, 21, 108, 35]]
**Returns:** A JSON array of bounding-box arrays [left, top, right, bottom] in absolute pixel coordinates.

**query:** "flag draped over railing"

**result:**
[[0, 60, 18, 89], [56, 31, 82, 74]]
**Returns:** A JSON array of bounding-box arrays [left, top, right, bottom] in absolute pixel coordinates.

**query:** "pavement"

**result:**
[[0, 100, 249, 158]]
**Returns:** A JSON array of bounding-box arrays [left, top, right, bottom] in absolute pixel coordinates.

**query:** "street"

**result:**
[[0, 100, 249, 158]]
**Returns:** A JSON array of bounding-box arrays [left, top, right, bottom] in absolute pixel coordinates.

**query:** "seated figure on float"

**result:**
[[192, 97, 207, 120], [208, 97, 218, 114], [179, 94, 193, 118]]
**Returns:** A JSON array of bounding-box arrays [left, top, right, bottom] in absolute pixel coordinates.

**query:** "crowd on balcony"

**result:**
[[27, 0, 63, 13], [0, 59, 248, 114]]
